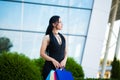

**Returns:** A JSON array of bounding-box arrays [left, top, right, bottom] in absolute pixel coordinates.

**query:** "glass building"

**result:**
[[0, 0, 94, 63]]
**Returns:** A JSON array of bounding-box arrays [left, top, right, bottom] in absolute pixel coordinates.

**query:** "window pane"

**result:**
[[19, 0, 94, 9], [68, 36, 85, 63], [72, 0, 94, 9], [0, 31, 43, 59], [0, 2, 21, 29], [68, 9, 91, 35], [24, 0, 69, 7]]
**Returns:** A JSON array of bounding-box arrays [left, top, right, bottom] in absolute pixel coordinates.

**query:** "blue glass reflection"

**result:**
[[16, 0, 94, 9], [0, 1, 21, 29], [0, 0, 93, 63]]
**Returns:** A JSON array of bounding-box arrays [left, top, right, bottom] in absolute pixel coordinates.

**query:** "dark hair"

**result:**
[[45, 15, 60, 35]]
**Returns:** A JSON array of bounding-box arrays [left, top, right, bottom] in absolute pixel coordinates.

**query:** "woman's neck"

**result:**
[[52, 29, 59, 35]]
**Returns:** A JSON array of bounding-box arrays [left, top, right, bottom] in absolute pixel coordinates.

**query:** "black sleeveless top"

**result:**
[[42, 32, 66, 80], [46, 32, 66, 62]]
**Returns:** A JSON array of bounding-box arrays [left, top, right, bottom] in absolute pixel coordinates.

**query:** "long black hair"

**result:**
[[45, 15, 60, 35]]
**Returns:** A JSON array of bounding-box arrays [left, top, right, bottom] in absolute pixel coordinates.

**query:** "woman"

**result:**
[[40, 15, 68, 80]]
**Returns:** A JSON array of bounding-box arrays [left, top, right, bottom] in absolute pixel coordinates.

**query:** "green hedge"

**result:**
[[32, 58, 45, 80], [0, 52, 41, 80], [0, 51, 84, 80], [66, 57, 84, 79], [111, 57, 120, 80]]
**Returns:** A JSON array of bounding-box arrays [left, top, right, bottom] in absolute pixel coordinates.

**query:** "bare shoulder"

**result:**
[[42, 35, 50, 43], [43, 35, 49, 39]]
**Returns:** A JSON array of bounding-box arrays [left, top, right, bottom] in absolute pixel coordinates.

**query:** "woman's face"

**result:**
[[53, 18, 63, 30]]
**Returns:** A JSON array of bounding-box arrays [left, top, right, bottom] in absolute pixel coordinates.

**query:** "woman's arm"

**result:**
[[40, 35, 60, 68], [40, 35, 53, 61]]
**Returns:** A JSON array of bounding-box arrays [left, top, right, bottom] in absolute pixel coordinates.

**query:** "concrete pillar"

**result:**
[[100, 0, 119, 78], [114, 26, 120, 59]]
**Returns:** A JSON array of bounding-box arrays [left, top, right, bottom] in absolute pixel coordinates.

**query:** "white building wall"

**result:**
[[81, 0, 112, 78]]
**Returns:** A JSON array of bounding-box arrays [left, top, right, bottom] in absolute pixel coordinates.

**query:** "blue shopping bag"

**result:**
[[55, 69, 74, 80]]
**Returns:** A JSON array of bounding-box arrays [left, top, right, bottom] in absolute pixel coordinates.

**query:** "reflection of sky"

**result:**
[[0, 2, 21, 29], [17, 0, 93, 8], [0, 0, 93, 62], [0, 0, 93, 33]]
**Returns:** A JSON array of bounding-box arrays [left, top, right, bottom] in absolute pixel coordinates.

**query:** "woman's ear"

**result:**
[[52, 23, 57, 27]]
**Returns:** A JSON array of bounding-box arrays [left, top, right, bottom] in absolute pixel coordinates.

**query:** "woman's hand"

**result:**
[[60, 59, 66, 68], [51, 59, 60, 69]]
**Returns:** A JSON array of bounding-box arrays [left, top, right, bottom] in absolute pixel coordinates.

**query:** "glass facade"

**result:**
[[0, 0, 94, 63]]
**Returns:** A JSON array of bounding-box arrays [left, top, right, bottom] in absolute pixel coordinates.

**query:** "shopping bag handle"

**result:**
[[56, 67, 65, 71]]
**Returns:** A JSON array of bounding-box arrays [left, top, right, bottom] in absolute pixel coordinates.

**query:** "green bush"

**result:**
[[33, 57, 84, 80], [32, 58, 45, 80], [0, 52, 41, 80], [111, 57, 120, 80], [66, 57, 84, 79]]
